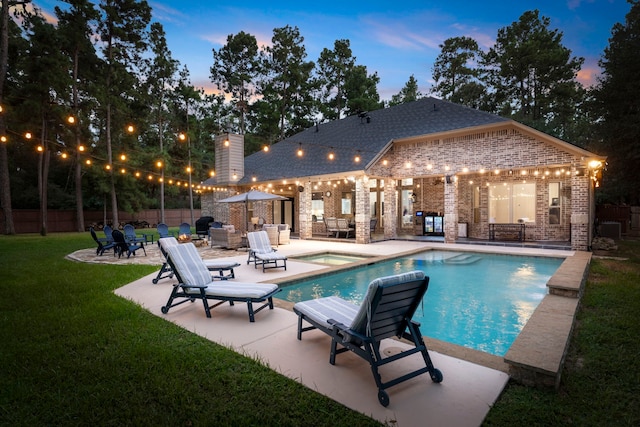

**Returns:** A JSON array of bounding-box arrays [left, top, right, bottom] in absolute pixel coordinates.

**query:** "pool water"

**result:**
[[282, 250, 564, 356], [292, 252, 372, 265]]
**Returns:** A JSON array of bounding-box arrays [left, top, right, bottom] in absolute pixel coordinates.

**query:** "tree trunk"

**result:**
[[75, 155, 84, 231], [72, 47, 84, 232], [106, 103, 118, 227], [0, 0, 15, 234]]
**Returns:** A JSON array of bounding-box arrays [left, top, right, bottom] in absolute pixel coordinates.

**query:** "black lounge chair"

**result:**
[[161, 242, 281, 322], [293, 270, 443, 407]]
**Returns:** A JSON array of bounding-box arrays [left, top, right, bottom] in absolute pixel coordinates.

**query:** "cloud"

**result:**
[[362, 16, 442, 51], [449, 23, 495, 50], [149, 1, 189, 24], [566, 0, 596, 11], [576, 64, 601, 87]]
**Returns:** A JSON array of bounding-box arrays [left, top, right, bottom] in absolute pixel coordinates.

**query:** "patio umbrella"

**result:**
[[217, 190, 288, 232]]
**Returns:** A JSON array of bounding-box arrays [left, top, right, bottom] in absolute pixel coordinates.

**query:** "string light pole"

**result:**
[[179, 99, 194, 226]]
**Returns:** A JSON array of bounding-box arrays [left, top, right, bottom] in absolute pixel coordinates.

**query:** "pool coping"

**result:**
[[504, 251, 591, 388]]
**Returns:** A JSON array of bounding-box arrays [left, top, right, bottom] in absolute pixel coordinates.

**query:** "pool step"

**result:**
[[443, 254, 482, 265], [413, 253, 482, 265]]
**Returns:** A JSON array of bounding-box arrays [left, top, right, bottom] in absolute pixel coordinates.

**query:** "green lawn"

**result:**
[[2, 232, 639, 426], [0, 233, 381, 426]]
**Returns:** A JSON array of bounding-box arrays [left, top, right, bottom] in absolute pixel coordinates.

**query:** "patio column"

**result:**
[[444, 177, 458, 244], [354, 176, 371, 244], [383, 179, 398, 239], [298, 181, 313, 240], [571, 174, 591, 251]]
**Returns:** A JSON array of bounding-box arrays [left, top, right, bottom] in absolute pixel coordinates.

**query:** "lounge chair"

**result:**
[[90, 226, 115, 256], [293, 270, 443, 407], [161, 242, 281, 322], [112, 229, 146, 258], [246, 230, 287, 272], [153, 237, 242, 284]]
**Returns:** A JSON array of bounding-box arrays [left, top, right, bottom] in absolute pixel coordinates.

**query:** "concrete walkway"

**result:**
[[111, 239, 569, 426]]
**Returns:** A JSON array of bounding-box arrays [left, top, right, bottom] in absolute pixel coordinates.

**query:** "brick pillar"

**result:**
[[444, 177, 459, 244], [355, 177, 371, 244], [384, 179, 398, 239], [571, 174, 590, 251], [298, 182, 313, 239]]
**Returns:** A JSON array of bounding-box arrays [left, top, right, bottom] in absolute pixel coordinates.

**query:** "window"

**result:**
[[370, 191, 377, 217], [473, 186, 480, 223], [311, 192, 324, 221], [400, 189, 413, 226], [489, 183, 535, 223], [341, 192, 352, 215], [549, 182, 561, 224]]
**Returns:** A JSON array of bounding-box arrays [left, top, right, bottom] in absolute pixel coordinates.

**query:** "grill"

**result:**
[[195, 216, 214, 237]]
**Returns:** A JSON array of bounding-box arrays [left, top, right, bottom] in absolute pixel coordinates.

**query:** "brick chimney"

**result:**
[[214, 133, 244, 185]]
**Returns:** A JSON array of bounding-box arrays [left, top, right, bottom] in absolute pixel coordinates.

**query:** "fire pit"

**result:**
[[177, 234, 191, 243]]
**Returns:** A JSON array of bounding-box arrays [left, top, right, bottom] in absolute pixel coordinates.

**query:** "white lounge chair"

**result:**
[[161, 242, 280, 322], [246, 230, 287, 272], [153, 237, 240, 284]]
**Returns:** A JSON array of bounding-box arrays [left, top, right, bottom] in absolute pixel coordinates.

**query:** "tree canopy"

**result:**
[[0, 3, 637, 233]]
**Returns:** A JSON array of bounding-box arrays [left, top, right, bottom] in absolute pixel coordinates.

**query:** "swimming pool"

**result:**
[[282, 250, 564, 356]]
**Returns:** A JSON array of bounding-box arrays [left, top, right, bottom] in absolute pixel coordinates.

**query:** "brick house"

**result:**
[[201, 97, 605, 251]]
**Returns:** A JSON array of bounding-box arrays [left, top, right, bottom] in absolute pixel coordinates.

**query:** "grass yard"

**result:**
[[0, 233, 381, 426], [1, 231, 639, 426]]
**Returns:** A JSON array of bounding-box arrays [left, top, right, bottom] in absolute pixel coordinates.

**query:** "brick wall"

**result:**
[[366, 125, 586, 246]]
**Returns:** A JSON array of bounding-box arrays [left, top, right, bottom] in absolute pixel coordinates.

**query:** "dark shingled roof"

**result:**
[[207, 97, 509, 185]]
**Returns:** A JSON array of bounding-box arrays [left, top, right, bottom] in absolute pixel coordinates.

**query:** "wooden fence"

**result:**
[[596, 205, 630, 233], [0, 208, 202, 234]]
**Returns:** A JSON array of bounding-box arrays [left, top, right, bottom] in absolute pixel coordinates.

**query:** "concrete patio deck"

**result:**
[[105, 239, 574, 426]]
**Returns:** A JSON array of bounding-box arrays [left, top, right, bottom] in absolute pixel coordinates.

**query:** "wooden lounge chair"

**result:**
[[293, 270, 443, 406], [246, 230, 287, 272], [161, 242, 281, 322]]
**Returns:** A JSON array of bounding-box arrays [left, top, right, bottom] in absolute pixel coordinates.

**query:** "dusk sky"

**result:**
[[36, 0, 632, 100]]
